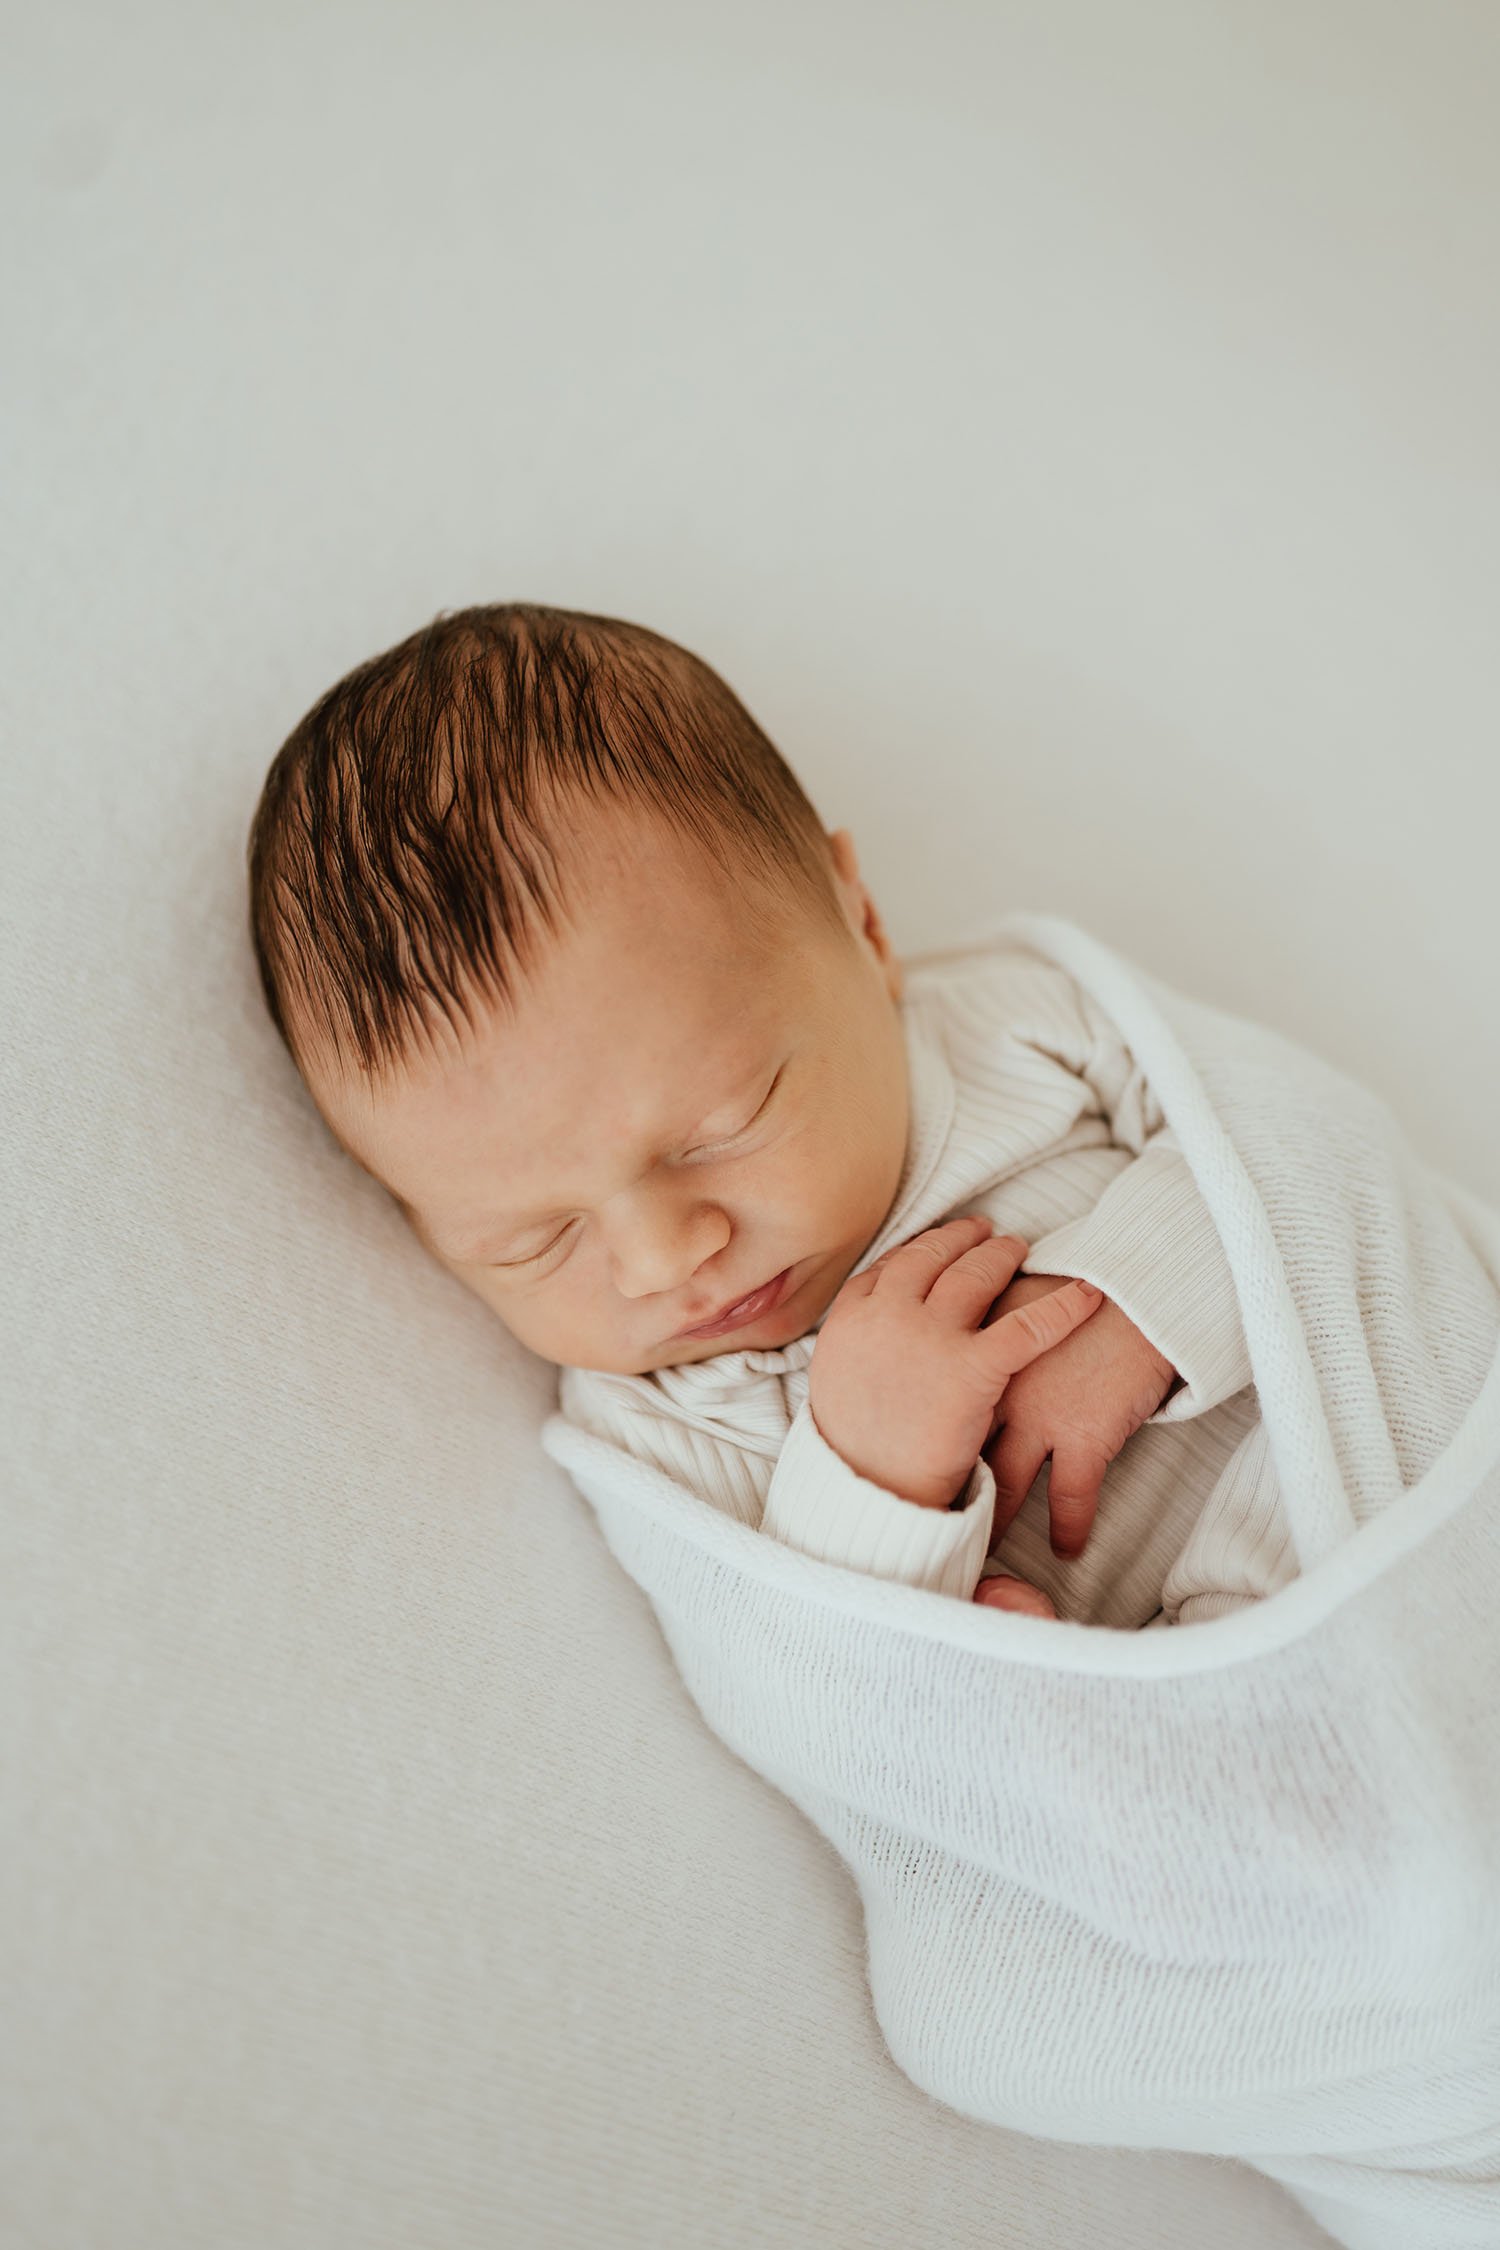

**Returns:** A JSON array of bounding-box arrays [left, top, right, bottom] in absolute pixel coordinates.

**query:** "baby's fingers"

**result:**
[[863, 1213, 999, 1300], [985, 1424, 1051, 1543], [925, 1231, 1034, 1328], [980, 1277, 1104, 1380], [1046, 1435, 1111, 1559], [973, 1575, 1058, 1620]]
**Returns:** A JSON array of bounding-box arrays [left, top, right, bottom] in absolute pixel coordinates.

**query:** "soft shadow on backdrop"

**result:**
[[6, 4, 1495, 2246]]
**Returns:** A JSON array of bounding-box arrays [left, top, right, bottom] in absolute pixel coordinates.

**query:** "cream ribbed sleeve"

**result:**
[[1022, 1130, 1254, 1420], [984, 964, 1253, 1418], [760, 1400, 996, 1597]]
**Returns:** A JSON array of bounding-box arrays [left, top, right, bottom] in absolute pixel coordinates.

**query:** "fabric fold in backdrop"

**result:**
[[542, 914, 1500, 2250]]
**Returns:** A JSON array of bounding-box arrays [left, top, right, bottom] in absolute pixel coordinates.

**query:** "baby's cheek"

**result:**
[[449, 1263, 515, 1325], [510, 1272, 622, 1371], [437, 1258, 543, 1348]]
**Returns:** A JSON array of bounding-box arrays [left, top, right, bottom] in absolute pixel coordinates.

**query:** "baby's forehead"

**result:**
[[317, 816, 825, 1126], [372, 946, 787, 1140]]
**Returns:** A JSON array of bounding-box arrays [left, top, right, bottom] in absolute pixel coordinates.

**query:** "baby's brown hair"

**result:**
[[247, 603, 847, 1085]]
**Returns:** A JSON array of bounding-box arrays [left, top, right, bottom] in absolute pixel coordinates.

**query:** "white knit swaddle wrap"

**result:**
[[543, 915, 1500, 2250]]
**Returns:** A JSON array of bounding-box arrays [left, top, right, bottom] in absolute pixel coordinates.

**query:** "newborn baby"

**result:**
[[248, 601, 1285, 1627]]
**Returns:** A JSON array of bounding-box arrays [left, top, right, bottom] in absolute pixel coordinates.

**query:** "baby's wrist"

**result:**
[[835, 1440, 966, 1513], [808, 1400, 966, 1511]]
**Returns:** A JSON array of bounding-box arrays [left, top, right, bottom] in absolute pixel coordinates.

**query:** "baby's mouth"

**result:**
[[670, 1264, 796, 1342]]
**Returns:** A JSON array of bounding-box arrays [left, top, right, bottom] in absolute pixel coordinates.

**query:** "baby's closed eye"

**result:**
[[679, 1065, 786, 1159], [489, 1221, 579, 1271]]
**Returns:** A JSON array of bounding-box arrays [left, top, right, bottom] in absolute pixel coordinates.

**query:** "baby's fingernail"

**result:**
[[1076, 1282, 1104, 1299]]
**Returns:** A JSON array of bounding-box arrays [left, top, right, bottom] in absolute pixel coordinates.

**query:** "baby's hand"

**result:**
[[980, 1273, 1178, 1558], [808, 1217, 1105, 1512]]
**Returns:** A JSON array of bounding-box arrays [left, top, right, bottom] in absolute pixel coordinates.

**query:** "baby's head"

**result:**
[[248, 603, 913, 1375]]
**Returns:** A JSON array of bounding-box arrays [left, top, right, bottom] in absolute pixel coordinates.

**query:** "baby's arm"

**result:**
[[764, 1220, 1102, 1613], [761, 1397, 1002, 1599], [1004, 969, 1253, 1420], [761, 975, 1252, 1589], [1020, 1129, 1249, 1421], [557, 1330, 1022, 1603]]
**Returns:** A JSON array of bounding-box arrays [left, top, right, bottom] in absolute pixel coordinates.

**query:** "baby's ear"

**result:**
[[825, 827, 901, 995], [861, 890, 898, 970], [826, 826, 859, 880], [825, 828, 872, 931]]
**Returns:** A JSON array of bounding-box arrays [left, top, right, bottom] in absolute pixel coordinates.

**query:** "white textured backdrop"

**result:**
[[6, 2, 1495, 2244]]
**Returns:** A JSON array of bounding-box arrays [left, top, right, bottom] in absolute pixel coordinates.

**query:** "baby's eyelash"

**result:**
[[684, 1068, 784, 1159], [492, 1219, 577, 1271]]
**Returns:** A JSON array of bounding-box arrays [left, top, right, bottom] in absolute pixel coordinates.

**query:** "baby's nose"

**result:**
[[607, 1203, 733, 1299]]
